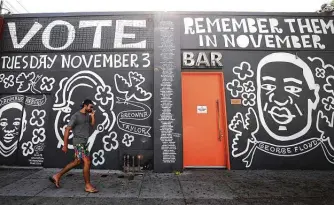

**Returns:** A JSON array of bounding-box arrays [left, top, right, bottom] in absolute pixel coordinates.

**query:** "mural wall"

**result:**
[[225, 51, 334, 169], [2, 12, 334, 170], [181, 15, 334, 169], [0, 15, 155, 170]]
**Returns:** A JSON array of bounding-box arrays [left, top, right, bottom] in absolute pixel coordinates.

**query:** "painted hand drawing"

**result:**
[[52, 70, 116, 152]]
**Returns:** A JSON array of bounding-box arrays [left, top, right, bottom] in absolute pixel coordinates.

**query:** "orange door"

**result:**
[[182, 72, 227, 168]]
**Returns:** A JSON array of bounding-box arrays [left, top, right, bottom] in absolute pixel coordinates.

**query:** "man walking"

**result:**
[[49, 99, 98, 193]]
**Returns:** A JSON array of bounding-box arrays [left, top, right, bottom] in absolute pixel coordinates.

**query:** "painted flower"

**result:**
[[315, 67, 326, 79], [32, 128, 46, 144], [227, 79, 244, 98], [242, 93, 256, 107], [29, 109, 46, 127], [243, 81, 255, 93], [233, 62, 254, 80], [22, 141, 34, 156], [16, 72, 36, 93], [322, 96, 334, 111], [324, 76, 334, 96], [122, 133, 134, 147], [95, 85, 113, 106], [3, 75, 14, 88], [92, 150, 105, 166], [0, 74, 5, 83], [40, 77, 55, 91], [103, 132, 119, 151]]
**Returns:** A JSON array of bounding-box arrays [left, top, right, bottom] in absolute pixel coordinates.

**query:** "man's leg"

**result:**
[[52, 158, 81, 187], [82, 156, 98, 192]]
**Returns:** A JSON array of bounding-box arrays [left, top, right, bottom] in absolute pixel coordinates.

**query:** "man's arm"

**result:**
[[62, 126, 72, 152], [90, 111, 96, 127], [63, 114, 76, 152]]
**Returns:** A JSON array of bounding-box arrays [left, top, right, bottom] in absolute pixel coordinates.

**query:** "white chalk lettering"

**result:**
[[114, 20, 146, 48], [79, 20, 112, 48], [8, 22, 42, 49], [42, 20, 75, 50]]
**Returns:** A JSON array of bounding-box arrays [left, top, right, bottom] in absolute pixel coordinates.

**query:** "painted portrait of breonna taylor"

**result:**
[[227, 52, 334, 169]]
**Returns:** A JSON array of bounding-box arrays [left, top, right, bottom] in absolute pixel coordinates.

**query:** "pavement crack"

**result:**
[[177, 175, 187, 205], [137, 172, 144, 199]]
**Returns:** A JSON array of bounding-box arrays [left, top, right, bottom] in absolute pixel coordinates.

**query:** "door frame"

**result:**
[[181, 71, 231, 170]]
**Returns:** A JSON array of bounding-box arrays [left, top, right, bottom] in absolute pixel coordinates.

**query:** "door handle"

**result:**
[[216, 99, 223, 142]]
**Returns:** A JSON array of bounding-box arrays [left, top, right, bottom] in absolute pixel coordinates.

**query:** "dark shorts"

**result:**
[[74, 144, 90, 160]]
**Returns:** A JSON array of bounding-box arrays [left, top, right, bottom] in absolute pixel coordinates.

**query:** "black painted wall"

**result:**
[[153, 13, 183, 173], [2, 11, 334, 171], [180, 14, 334, 169], [0, 15, 155, 170]]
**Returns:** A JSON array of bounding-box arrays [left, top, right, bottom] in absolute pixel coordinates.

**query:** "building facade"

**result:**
[[0, 12, 334, 172]]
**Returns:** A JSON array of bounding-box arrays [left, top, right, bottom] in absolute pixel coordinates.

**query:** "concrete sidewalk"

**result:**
[[1, 168, 334, 205]]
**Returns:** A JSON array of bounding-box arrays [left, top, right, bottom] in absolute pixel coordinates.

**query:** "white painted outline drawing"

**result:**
[[226, 79, 244, 98], [0, 74, 5, 83], [315, 67, 326, 79], [40, 76, 55, 92], [22, 141, 34, 157], [243, 81, 255, 93], [114, 71, 152, 102], [229, 108, 334, 167], [308, 56, 334, 71], [92, 150, 105, 166], [30, 109, 46, 127], [241, 93, 256, 107], [3, 75, 14, 88], [228, 107, 259, 165], [257, 52, 319, 141], [228, 54, 334, 168], [15, 72, 43, 94], [122, 133, 134, 147], [95, 85, 113, 106], [315, 111, 334, 165], [0, 102, 27, 158], [233, 62, 254, 81], [32, 128, 46, 144], [116, 97, 152, 137], [322, 96, 334, 111], [324, 76, 334, 96], [103, 131, 119, 151], [52, 70, 116, 151], [16, 72, 36, 93]]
